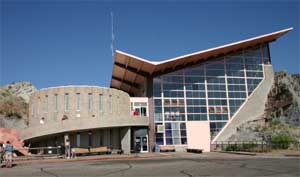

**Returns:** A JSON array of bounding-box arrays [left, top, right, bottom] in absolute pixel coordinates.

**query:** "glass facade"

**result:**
[[153, 45, 270, 145]]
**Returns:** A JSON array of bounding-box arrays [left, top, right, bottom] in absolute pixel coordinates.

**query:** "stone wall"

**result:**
[[24, 86, 149, 140]]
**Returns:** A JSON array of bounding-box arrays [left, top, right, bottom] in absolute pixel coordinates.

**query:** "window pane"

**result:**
[[77, 93, 80, 111], [88, 93, 92, 112], [65, 93, 69, 112], [99, 94, 103, 112]]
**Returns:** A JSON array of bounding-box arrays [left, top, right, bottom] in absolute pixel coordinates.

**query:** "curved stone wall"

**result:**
[[23, 86, 148, 140]]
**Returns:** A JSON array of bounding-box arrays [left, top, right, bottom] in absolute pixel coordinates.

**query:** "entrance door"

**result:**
[[135, 135, 148, 153], [140, 135, 148, 152]]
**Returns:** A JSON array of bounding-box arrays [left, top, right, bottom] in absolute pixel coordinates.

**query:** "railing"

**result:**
[[15, 146, 63, 158], [211, 141, 300, 152], [28, 146, 63, 156], [15, 146, 124, 158]]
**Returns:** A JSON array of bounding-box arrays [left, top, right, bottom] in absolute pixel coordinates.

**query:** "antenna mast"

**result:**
[[110, 12, 115, 59]]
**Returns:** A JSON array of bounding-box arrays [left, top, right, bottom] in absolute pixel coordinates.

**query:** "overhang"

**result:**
[[110, 27, 292, 95]]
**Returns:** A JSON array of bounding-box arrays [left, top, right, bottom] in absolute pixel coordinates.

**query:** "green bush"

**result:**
[[225, 144, 241, 151], [1, 90, 12, 97], [0, 95, 28, 119], [271, 133, 293, 149], [242, 143, 257, 150]]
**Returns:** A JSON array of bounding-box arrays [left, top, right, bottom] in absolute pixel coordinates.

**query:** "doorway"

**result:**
[[135, 135, 148, 153]]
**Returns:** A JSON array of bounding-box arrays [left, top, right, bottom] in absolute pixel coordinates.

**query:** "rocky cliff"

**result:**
[[0, 82, 36, 155], [1, 81, 36, 103], [0, 81, 37, 130], [229, 71, 300, 141]]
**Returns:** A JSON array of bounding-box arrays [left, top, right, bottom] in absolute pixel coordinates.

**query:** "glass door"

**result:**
[[140, 135, 148, 152]]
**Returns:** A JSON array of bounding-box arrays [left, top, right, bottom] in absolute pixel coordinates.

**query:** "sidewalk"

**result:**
[[11, 153, 171, 167], [213, 150, 300, 157]]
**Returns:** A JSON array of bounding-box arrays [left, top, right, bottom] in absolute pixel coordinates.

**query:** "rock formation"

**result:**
[[229, 71, 300, 141]]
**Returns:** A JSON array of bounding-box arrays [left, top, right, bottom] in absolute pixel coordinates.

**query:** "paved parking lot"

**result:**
[[0, 152, 299, 177]]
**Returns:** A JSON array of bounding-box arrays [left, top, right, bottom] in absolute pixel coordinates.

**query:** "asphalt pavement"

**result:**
[[0, 152, 299, 177]]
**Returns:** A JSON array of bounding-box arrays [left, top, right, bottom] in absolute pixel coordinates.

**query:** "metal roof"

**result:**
[[110, 27, 292, 95]]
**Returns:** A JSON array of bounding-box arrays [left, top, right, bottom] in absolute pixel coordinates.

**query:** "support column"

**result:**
[[147, 77, 155, 152], [120, 127, 131, 154]]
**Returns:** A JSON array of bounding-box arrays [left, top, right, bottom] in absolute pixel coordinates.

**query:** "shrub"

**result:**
[[271, 133, 293, 149], [0, 95, 28, 119], [225, 144, 241, 151], [242, 143, 257, 151], [1, 90, 12, 97]]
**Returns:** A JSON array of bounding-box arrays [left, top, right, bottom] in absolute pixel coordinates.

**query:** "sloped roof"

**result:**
[[110, 27, 292, 95]]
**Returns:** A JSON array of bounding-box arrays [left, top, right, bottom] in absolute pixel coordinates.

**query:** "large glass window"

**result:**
[[44, 95, 48, 113], [165, 122, 187, 145], [54, 94, 58, 112], [88, 93, 92, 112], [262, 44, 270, 64], [132, 102, 148, 117], [76, 93, 80, 111], [153, 78, 162, 97], [155, 132, 164, 145], [153, 45, 266, 142], [99, 94, 103, 112], [65, 93, 69, 112], [108, 95, 112, 113]]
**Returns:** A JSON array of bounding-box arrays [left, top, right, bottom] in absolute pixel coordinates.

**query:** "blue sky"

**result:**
[[1, 0, 299, 89]]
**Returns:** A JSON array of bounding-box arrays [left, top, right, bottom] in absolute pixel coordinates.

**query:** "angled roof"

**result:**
[[110, 27, 292, 95]]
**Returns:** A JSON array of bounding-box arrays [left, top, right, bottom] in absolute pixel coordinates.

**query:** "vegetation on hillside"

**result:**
[[229, 71, 300, 147], [0, 82, 34, 127], [0, 89, 28, 119]]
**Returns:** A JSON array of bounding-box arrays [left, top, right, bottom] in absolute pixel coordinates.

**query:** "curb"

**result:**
[[214, 151, 257, 156], [284, 154, 300, 157], [13, 154, 171, 167]]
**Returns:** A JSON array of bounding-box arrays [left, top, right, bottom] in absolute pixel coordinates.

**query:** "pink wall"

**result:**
[[186, 121, 211, 152]]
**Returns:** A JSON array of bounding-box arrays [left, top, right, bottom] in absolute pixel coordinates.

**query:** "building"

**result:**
[[23, 86, 149, 154], [23, 28, 292, 153]]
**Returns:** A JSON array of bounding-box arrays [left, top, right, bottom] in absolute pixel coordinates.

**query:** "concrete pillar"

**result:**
[[146, 77, 155, 152], [120, 127, 131, 154]]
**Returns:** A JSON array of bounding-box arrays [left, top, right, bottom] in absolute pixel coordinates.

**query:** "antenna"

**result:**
[[110, 11, 115, 58]]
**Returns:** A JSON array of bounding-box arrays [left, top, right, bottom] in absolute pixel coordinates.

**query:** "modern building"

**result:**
[[23, 28, 292, 153]]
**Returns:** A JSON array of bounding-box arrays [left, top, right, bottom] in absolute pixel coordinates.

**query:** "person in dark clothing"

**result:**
[[0, 143, 3, 164]]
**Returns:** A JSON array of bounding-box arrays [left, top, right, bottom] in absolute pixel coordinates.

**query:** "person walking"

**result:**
[[71, 147, 76, 159], [65, 139, 70, 159], [5, 141, 13, 168], [0, 143, 3, 165]]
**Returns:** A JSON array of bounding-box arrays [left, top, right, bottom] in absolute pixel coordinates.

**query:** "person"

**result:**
[[5, 141, 13, 168], [71, 147, 76, 159], [65, 139, 70, 159], [0, 143, 3, 165]]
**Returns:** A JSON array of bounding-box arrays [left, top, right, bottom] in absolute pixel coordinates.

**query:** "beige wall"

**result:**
[[24, 86, 148, 140], [186, 121, 211, 152]]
